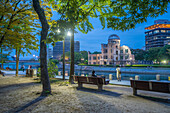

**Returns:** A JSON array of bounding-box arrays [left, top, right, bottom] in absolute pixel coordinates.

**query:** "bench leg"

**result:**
[[133, 88, 137, 95], [78, 82, 83, 88], [98, 84, 103, 91]]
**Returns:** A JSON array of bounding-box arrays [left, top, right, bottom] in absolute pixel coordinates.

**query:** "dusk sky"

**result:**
[[16, 4, 170, 59]]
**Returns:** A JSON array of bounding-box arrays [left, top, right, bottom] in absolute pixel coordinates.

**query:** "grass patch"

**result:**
[[125, 64, 170, 68]]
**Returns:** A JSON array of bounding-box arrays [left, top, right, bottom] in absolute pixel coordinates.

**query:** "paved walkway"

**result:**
[[55, 75, 131, 86], [1, 70, 26, 75], [1, 70, 130, 86]]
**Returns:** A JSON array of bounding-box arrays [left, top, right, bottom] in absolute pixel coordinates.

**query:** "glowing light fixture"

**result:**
[[67, 31, 71, 36], [57, 29, 60, 33]]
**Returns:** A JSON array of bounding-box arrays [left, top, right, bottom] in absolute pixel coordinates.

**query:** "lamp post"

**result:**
[[63, 36, 65, 80], [57, 29, 71, 80]]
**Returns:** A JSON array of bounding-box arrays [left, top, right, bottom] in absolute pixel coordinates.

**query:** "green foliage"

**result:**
[[37, 60, 58, 78], [0, 0, 40, 47], [37, 67, 41, 77], [61, 51, 88, 64], [125, 64, 170, 68], [157, 45, 170, 62], [48, 59, 58, 78], [80, 51, 88, 64], [48, 0, 170, 34], [0, 47, 10, 63], [131, 49, 147, 61], [132, 46, 170, 62], [50, 59, 59, 64]]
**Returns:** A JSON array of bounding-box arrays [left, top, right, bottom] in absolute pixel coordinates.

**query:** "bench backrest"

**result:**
[[73, 76, 107, 85], [130, 80, 170, 93]]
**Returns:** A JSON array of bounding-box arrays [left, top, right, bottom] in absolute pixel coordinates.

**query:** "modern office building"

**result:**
[[88, 34, 135, 65], [47, 48, 53, 60], [53, 36, 80, 60], [145, 19, 170, 50]]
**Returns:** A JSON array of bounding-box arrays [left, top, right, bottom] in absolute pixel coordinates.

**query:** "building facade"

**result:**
[[48, 47, 53, 60], [145, 19, 170, 50], [88, 34, 135, 65], [53, 36, 80, 60]]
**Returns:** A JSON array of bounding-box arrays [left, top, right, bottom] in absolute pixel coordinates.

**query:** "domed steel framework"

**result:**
[[108, 34, 120, 40]]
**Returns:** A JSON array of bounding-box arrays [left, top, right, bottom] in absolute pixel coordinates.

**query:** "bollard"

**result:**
[[135, 75, 139, 80], [109, 74, 112, 80], [130, 77, 133, 80], [58, 71, 61, 76], [156, 74, 160, 81], [65, 71, 68, 76], [81, 74, 84, 76]]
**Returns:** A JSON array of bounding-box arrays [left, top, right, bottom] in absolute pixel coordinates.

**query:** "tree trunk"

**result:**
[[16, 47, 21, 76], [33, 0, 51, 95], [16, 48, 19, 76], [0, 48, 3, 69], [69, 28, 74, 83], [63, 38, 65, 80]]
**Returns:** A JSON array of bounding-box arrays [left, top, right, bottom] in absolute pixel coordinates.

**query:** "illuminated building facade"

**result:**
[[145, 19, 170, 50], [53, 36, 80, 60], [88, 34, 135, 65]]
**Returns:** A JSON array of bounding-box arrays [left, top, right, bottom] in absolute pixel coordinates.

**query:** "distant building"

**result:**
[[48, 48, 53, 60], [145, 19, 170, 50], [53, 36, 80, 60], [88, 34, 135, 65]]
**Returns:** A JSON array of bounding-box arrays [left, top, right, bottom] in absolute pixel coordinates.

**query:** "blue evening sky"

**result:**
[[15, 5, 170, 60]]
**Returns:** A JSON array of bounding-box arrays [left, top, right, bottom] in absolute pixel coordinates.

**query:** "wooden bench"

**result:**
[[130, 80, 170, 95], [73, 75, 109, 90]]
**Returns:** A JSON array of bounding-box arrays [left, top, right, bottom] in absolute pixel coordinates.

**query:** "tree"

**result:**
[[33, 0, 51, 95], [0, 47, 10, 69], [0, 0, 39, 46], [158, 45, 170, 62], [80, 51, 88, 64], [0, 0, 39, 76], [131, 49, 146, 61], [145, 47, 161, 61], [49, 0, 170, 83]]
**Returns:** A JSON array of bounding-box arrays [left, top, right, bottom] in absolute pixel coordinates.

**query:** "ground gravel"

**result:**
[[0, 75, 170, 113]]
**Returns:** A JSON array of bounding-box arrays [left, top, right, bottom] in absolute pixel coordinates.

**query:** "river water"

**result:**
[[1, 63, 170, 80]]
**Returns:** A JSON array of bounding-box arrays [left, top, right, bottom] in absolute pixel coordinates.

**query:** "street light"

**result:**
[[57, 29, 60, 33], [162, 60, 166, 64], [67, 31, 71, 36], [57, 29, 72, 80]]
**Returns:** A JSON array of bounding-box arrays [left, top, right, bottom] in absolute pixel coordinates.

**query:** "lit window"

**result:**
[[149, 32, 152, 34], [154, 30, 159, 33], [161, 30, 166, 33]]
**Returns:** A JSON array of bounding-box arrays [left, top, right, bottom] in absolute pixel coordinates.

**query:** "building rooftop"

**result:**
[[108, 34, 120, 40], [145, 19, 170, 30], [145, 24, 170, 30]]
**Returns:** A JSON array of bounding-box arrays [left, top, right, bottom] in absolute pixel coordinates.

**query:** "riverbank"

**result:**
[[0, 76, 170, 113]]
